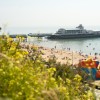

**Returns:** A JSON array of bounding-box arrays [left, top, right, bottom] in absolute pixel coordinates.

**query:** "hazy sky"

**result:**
[[0, 0, 100, 27]]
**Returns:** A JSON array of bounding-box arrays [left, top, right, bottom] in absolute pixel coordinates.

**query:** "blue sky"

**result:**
[[0, 0, 100, 28]]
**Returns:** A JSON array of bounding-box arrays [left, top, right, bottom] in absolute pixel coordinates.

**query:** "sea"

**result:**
[[2, 26, 100, 56]]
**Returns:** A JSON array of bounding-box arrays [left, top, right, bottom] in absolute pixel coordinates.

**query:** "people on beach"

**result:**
[[20, 43, 100, 66]]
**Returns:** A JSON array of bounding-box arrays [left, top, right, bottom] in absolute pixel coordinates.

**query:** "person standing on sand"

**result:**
[[54, 46, 56, 49]]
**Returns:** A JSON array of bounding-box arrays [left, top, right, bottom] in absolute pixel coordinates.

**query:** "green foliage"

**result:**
[[0, 36, 95, 100]]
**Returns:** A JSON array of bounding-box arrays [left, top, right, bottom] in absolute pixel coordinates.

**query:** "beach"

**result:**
[[39, 46, 84, 65], [39, 46, 100, 65], [21, 43, 100, 66]]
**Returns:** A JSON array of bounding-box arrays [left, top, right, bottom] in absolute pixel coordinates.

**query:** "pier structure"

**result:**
[[0, 33, 52, 38]]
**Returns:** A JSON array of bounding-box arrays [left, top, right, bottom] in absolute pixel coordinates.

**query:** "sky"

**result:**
[[0, 0, 100, 28]]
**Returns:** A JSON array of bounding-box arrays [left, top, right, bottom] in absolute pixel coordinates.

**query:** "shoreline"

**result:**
[[21, 43, 100, 65], [38, 46, 92, 65]]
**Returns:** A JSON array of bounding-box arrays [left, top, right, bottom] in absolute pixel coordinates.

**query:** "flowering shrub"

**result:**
[[0, 36, 95, 100]]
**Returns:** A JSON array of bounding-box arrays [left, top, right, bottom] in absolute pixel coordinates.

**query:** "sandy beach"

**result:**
[[21, 43, 100, 65], [38, 46, 100, 65]]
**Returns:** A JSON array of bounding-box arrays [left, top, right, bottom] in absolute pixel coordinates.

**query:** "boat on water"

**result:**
[[47, 24, 100, 39]]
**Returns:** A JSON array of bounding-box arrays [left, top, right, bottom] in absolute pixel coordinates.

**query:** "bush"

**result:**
[[0, 36, 95, 100]]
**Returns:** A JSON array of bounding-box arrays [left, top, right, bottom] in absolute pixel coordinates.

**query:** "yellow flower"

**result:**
[[9, 47, 16, 51], [7, 37, 13, 42], [66, 78, 71, 84], [9, 80, 15, 85], [74, 74, 82, 82], [60, 87, 66, 92], [87, 90, 93, 98], [25, 81, 29, 85], [15, 51, 23, 58], [18, 92, 22, 95], [0, 69, 3, 72]]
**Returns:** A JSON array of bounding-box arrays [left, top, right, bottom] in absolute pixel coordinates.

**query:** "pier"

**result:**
[[0, 33, 52, 38], [28, 33, 52, 37]]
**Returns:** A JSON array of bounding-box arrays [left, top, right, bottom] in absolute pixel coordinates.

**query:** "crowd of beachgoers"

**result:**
[[20, 42, 100, 67]]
